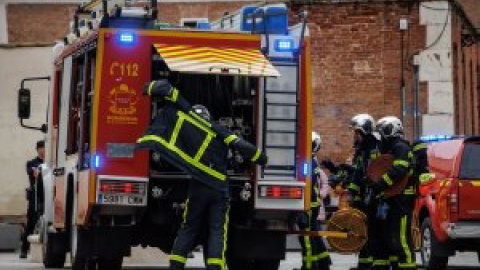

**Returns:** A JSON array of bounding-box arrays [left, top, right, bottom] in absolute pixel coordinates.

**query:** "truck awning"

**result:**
[[154, 44, 280, 77]]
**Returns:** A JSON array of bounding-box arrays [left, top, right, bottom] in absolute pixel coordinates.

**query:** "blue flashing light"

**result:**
[[93, 155, 101, 169], [117, 32, 135, 44], [302, 162, 309, 176], [274, 39, 295, 52], [420, 135, 453, 142]]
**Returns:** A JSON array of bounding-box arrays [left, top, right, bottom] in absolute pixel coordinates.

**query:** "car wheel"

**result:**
[[421, 218, 448, 270]]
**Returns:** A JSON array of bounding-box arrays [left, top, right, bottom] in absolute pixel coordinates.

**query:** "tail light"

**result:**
[[100, 181, 145, 195], [258, 185, 303, 199], [449, 179, 459, 222]]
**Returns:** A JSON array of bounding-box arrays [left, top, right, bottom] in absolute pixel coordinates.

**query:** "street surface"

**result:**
[[0, 248, 478, 270]]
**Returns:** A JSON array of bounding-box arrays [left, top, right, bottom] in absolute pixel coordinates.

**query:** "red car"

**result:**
[[414, 136, 480, 269]]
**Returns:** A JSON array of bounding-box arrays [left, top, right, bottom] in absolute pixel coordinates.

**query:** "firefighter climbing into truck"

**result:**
[[16, 0, 316, 269]]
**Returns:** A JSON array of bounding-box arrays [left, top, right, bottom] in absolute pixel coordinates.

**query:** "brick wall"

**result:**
[[289, 2, 426, 162], [7, 4, 77, 44]]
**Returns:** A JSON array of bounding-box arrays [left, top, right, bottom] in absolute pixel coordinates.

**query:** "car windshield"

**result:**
[[459, 143, 480, 179]]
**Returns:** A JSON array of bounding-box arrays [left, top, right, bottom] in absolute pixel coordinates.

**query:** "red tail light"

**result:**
[[258, 186, 303, 199], [449, 179, 459, 222], [99, 181, 145, 195]]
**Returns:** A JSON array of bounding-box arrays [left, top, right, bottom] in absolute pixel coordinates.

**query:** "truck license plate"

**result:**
[[100, 194, 146, 206]]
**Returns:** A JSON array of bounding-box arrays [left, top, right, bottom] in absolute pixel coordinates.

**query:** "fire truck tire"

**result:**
[[254, 259, 280, 270], [97, 256, 123, 270], [226, 258, 253, 270], [421, 218, 448, 270], [42, 232, 66, 268]]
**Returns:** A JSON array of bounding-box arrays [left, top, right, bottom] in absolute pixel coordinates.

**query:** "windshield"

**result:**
[[459, 143, 480, 179]]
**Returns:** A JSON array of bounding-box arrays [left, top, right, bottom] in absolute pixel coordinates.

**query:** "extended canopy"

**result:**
[[154, 43, 280, 77]]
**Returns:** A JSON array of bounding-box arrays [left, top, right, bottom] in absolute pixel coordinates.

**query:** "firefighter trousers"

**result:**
[[169, 180, 230, 270], [353, 201, 373, 270], [298, 206, 331, 270], [372, 196, 416, 270]]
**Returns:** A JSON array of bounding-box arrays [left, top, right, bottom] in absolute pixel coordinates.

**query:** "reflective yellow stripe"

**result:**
[[398, 262, 417, 268], [188, 111, 212, 128], [303, 235, 313, 268], [314, 167, 321, 175], [419, 173, 434, 183], [348, 183, 360, 192], [207, 258, 224, 266], [404, 187, 415, 195], [413, 143, 427, 152], [194, 134, 214, 160], [170, 115, 185, 147], [165, 87, 179, 102], [373, 260, 389, 266], [310, 201, 321, 207], [251, 148, 261, 162], [400, 215, 413, 264], [221, 205, 230, 270], [138, 135, 226, 181], [354, 196, 362, 201], [359, 257, 373, 263], [224, 134, 238, 145], [147, 81, 155, 95], [383, 174, 394, 186], [314, 251, 330, 261], [389, 255, 399, 262], [394, 160, 409, 167], [169, 254, 187, 264]]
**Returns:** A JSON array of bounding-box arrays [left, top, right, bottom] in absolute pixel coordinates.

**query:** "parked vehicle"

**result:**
[[414, 136, 480, 269]]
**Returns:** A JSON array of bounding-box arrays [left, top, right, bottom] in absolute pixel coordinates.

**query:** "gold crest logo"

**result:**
[[108, 84, 138, 115]]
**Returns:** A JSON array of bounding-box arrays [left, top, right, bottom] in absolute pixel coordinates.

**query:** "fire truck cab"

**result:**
[[17, 1, 312, 270], [414, 136, 480, 269]]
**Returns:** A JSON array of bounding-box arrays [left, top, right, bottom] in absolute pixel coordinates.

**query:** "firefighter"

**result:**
[[373, 116, 416, 270], [20, 140, 45, 259], [136, 80, 267, 270], [347, 113, 383, 270], [296, 132, 332, 270]]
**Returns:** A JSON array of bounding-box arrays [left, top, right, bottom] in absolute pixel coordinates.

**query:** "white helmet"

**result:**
[[376, 116, 403, 138], [192, 104, 211, 121], [350, 114, 375, 135], [312, 131, 322, 154]]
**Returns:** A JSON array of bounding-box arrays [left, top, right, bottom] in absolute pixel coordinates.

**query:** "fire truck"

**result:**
[[17, 1, 312, 270], [414, 136, 480, 269]]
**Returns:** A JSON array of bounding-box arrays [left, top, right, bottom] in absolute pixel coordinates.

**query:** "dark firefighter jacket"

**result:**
[[348, 134, 381, 202], [136, 80, 268, 193], [375, 137, 414, 195]]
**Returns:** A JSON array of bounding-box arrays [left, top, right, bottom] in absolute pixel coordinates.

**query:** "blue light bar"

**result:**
[[420, 135, 453, 142], [117, 32, 135, 44], [274, 39, 295, 52], [302, 162, 309, 176]]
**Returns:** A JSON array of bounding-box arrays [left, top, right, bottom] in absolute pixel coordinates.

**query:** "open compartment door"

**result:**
[[153, 43, 279, 77]]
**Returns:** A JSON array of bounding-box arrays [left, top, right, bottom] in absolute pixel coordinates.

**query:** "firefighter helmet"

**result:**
[[349, 114, 375, 135], [376, 116, 403, 138], [192, 104, 211, 121], [312, 131, 322, 154]]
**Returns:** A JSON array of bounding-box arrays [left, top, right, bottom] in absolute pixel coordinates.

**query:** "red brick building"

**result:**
[[1, 0, 478, 162]]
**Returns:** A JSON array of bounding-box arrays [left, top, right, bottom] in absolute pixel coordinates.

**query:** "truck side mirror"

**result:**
[[18, 88, 31, 119]]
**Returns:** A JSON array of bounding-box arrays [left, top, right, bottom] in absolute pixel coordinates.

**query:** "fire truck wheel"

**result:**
[[226, 258, 254, 270], [420, 218, 448, 270], [70, 225, 95, 270], [98, 256, 123, 270], [42, 231, 66, 268], [254, 259, 280, 270]]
